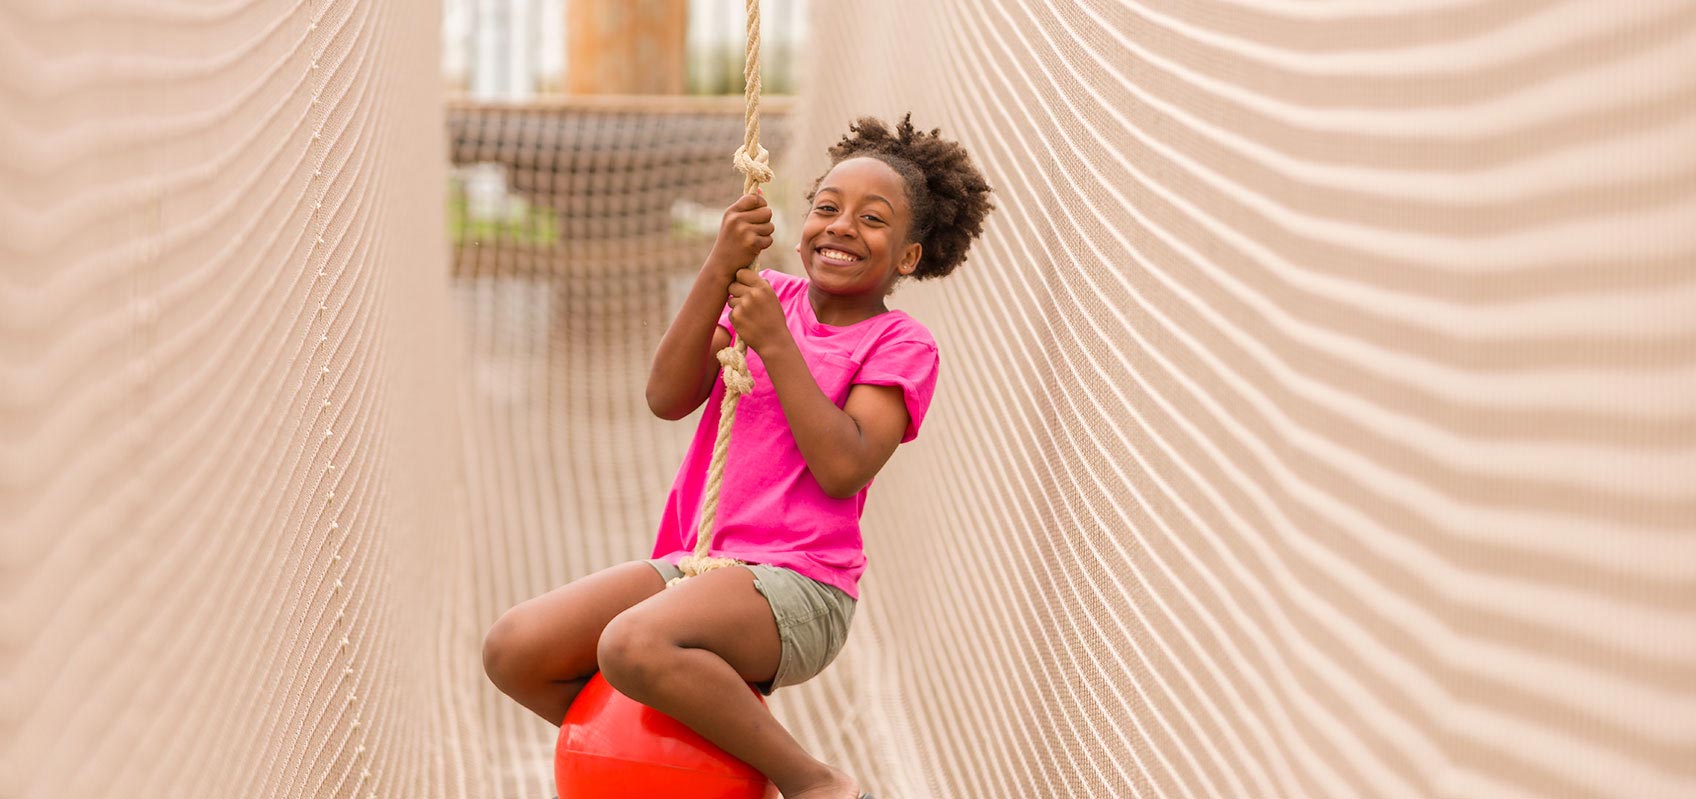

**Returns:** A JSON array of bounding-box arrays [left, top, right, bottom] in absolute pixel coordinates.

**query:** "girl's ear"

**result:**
[[899, 241, 923, 275]]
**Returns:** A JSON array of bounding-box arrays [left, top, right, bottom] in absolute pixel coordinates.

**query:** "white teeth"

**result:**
[[818, 248, 860, 261]]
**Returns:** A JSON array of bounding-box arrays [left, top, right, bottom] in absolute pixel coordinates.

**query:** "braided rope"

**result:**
[[671, 0, 766, 587]]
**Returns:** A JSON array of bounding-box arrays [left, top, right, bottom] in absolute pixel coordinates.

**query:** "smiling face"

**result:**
[[799, 157, 923, 299]]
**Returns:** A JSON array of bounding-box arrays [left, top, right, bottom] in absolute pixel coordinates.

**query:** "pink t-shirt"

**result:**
[[649, 270, 940, 599]]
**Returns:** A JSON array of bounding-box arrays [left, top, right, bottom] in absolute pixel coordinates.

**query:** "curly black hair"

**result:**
[[806, 114, 993, 281]]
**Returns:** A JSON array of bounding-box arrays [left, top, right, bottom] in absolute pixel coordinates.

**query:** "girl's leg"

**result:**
[[596, 566, 860, 799], [481, 560, 666, 725]]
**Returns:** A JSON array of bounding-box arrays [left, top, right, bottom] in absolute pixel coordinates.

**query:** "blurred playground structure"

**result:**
[[442, 0, 808, 97], [5, 2, 1696, 798]]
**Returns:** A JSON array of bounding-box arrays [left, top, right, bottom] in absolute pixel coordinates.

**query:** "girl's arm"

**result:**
[[725, 267, 912, 498], [758, 343, 911, 499], [646, 194, 772, 420], [645, 267, 735, 420]]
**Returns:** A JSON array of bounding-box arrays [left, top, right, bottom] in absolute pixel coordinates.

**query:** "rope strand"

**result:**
[[672, 0, 766, 587]]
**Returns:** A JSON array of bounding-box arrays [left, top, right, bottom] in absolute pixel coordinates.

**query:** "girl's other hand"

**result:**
[[726, 267, 790, 355], [708, 193, 774, 278]]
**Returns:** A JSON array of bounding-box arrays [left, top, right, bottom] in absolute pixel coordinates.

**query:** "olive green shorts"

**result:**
[[645, 559, 856, 696]]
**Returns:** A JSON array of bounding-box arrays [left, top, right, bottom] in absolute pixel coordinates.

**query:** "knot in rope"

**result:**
[[666, 554, 744, 588], [717, 346, 755, 396], [732, 142, 773, 186]]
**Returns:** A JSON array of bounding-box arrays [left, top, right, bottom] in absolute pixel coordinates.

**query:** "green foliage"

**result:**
[[447, 184, 560, 247]]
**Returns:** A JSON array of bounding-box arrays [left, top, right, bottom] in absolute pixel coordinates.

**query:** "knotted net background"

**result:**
[[4, 2, 1694, 798]]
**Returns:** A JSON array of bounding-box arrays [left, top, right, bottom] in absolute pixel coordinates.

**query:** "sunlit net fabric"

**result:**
[[6, 2, 1696, 799], [1, 2, 476, 798], [779, 2, 1696, 798]]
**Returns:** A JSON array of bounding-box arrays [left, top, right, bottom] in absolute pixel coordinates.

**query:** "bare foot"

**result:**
[[781, 766, 860, 799]]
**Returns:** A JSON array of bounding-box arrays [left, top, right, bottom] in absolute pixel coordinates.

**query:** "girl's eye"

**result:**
[[862, 215, 884, 224], [814, 204, 837, 213]]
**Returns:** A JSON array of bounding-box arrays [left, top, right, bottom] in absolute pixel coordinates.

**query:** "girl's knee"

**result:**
[[596, 611, 670, 694], [482, 606, 533, 689]]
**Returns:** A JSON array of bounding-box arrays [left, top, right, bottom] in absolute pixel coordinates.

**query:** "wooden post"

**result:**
[[567, 0, 688, 94]]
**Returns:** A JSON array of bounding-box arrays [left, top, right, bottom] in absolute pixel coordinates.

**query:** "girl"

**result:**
[[483, 115, 993, 799]]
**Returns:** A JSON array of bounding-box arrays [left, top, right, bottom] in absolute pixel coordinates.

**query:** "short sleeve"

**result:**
[[854, 339, 940, 443]]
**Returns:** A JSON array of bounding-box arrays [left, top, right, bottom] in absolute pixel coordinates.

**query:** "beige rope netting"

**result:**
[[6, 2, 1696, 799]]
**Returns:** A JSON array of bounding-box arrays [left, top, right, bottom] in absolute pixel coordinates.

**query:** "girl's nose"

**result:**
[[826, 217, 854, 237]]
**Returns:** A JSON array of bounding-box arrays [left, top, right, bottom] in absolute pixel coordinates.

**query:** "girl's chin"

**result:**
[[805, 268, 857, 293]]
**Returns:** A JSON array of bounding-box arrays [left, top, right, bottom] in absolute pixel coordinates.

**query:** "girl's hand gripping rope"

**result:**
[[726, 266, 791, 356], [707, 192, 774, 281]]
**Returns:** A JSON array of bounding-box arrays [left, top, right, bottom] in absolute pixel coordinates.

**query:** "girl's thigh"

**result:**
[[487, 560, 667, 680], [629, 561, 853, 694], [609, 563, 784, 689]]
